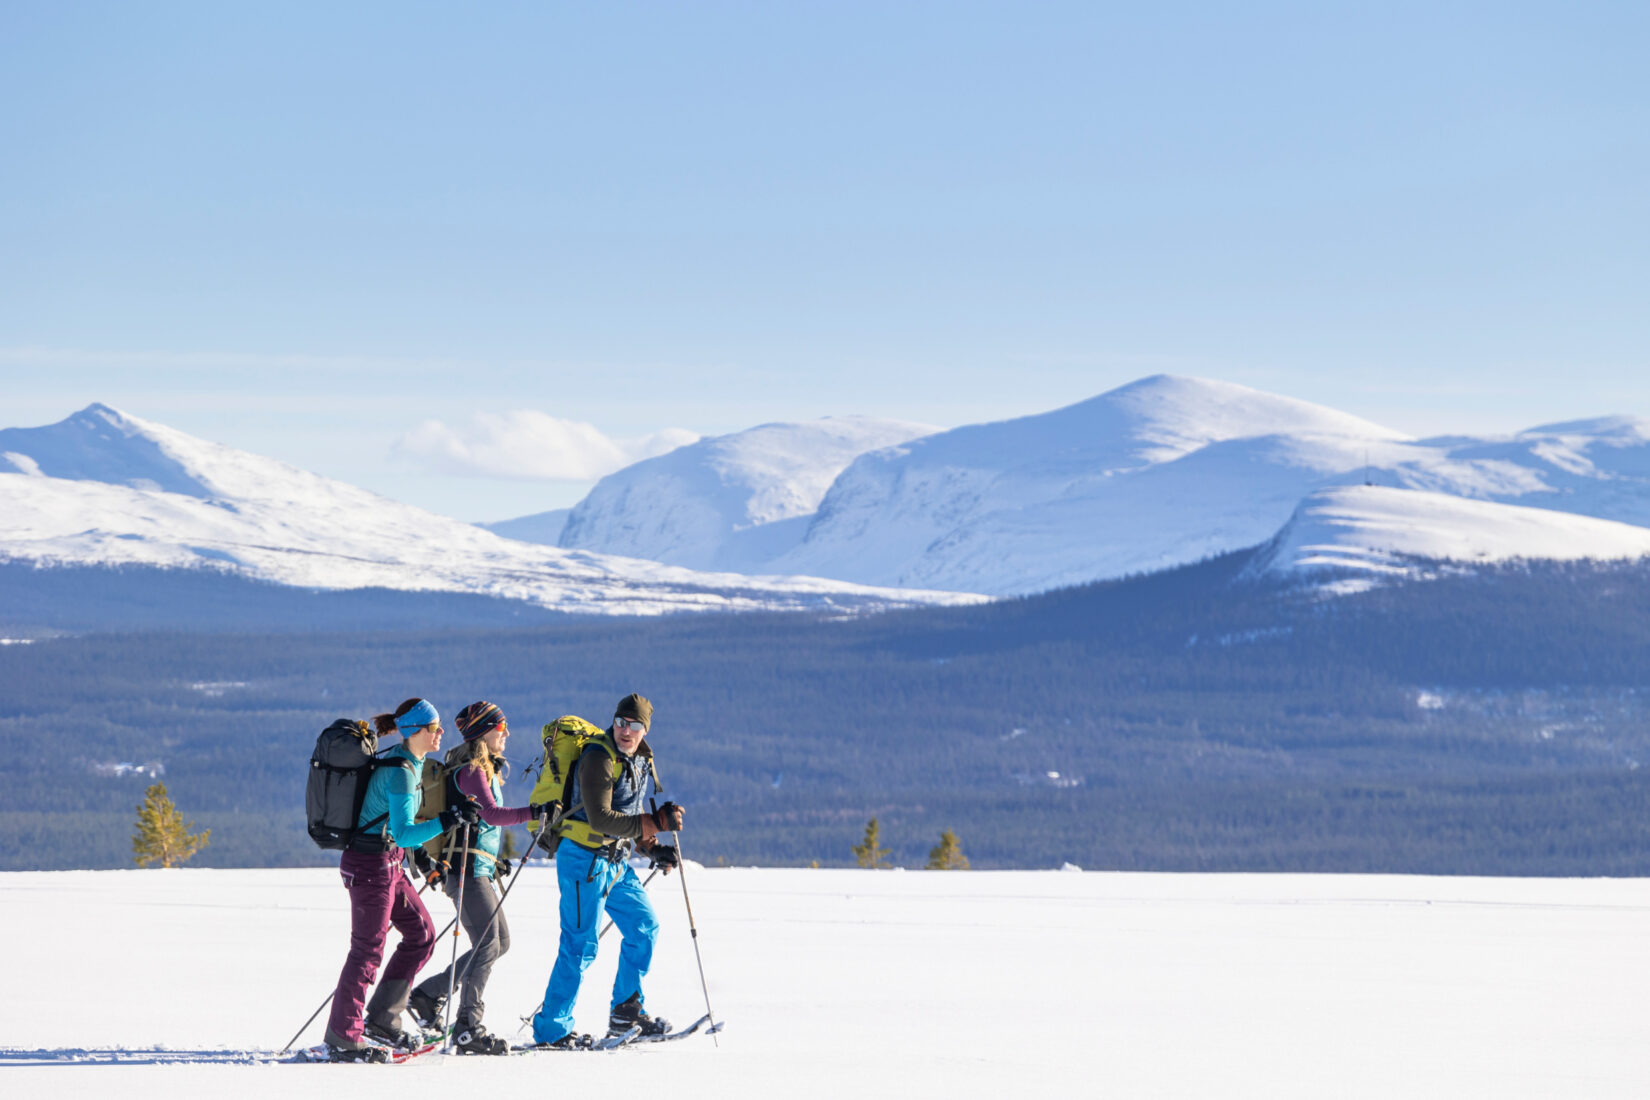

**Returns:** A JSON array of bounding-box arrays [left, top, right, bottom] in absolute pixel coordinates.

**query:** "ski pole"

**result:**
[[655, 799, 718, 1047], [442, 821, 471, 1052], [280, 872, 442, 1053]]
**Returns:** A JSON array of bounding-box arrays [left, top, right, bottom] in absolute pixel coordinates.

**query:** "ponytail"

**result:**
[[373, 697, 426, 738]]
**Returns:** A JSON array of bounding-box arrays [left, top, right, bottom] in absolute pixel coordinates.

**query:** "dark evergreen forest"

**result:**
[[3, 554, 1649, 873]]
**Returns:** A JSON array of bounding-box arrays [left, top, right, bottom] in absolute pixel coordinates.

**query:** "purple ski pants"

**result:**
[[325, 849, 436, 1047]]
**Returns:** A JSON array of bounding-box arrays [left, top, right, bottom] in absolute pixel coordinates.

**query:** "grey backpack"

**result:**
[[306, 719, 393, 851]]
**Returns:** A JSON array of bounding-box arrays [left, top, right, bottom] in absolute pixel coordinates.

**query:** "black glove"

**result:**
[[650, 801, 685, 832], [648, 844, 680, 874], [494, 857, 514, 878], [438, 798, 480, 832], [529, 800, 561, 820], [410, 846, 442, 886], [533, 826, 559, 855]]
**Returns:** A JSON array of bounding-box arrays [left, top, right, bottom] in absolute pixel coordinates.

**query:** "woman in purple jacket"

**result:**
[[408, 701, 553, 1055]]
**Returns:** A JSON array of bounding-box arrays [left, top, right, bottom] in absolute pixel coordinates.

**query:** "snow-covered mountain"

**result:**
[[0, 405, 980, 616], [554, 415, 940, 570], [767, 376, 1413, 593], [659, 376, 1650, 596], [1251, 485, 1650, 586], [22, 384, 1650, 614]]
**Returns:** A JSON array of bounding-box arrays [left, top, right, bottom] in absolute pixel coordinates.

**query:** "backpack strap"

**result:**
[[354, 753, 416, 850], [556, 737, 628, 851]]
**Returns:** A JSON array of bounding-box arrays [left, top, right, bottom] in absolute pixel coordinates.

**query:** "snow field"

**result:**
[[2, 867, 1648, 1098]]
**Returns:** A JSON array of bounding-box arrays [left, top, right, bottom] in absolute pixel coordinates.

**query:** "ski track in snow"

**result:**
[[4, 867, 1648, 1098]]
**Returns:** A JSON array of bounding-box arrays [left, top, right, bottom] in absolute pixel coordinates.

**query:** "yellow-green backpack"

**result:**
[[527, 715, 619, 850]]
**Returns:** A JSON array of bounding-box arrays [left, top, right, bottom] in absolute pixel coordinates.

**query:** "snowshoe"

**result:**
[[454, 1020, 509, 1056], [523, 1032, 594, 1051], [608, 993, 670, 1039], [364, 1019, 426, 1051], [326, 1044, 390, 1064], [407, 988, 444, 1031]]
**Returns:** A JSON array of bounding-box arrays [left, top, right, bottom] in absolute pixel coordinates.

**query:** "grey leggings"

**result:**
[[414, 872, 509, 1026]]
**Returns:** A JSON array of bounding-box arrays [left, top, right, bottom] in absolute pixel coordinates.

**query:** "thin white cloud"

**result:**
[[0, 345, 464, 374], [396, 410, 699, 482]]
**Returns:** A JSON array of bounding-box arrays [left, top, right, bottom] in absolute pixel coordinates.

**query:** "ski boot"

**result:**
[[326, 1043, 389, 1063], [407, 988, 444, 1031], [608, 993, 670, 1039], [528, 1032, 594, 1051], [454, 1019, 509, 1056]]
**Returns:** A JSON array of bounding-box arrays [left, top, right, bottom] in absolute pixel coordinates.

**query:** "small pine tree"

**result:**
[[926, 828, 970, 870], [499, 827, 522, 860], [132, 782, 210, 868], [851, 817, 893, 869]]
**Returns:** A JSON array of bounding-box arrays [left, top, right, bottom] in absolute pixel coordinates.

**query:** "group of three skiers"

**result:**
[[324, 692, 686, 1062]]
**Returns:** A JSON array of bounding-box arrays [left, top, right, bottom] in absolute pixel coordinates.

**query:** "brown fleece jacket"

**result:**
[[575, 746, 654, 842]]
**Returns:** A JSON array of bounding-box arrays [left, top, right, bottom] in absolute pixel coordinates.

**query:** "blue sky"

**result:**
[[3, 1, 1646, 520]]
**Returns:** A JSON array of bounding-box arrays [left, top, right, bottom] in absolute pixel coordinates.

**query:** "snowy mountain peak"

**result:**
[[1093, 375, 1411, 465], [0, 403, 212, 498], [555, 414, 941, 570], [762, 376, 1414, 594]]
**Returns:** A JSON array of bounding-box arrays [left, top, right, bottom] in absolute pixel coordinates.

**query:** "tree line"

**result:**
[[3, 556, 1650, 872]]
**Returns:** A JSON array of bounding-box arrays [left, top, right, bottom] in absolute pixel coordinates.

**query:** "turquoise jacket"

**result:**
[[470, 771, 503, 879], [357, 743, 442, 850]]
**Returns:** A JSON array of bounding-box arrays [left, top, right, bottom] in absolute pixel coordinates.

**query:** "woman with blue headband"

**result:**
[[324, 697, 478, 1063]]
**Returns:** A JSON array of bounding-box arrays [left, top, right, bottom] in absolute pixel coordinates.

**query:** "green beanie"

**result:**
[[615, 693, 653, 731]]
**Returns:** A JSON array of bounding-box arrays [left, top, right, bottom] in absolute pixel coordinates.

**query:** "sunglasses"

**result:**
[[615, 717, 646, 733]]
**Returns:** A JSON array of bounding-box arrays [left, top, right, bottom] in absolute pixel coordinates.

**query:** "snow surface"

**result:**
[[557, 415, 940, 571], [1254, 485, 1650, 579], [0, 406, 980, 615], [4, 867, 1647, 1098]]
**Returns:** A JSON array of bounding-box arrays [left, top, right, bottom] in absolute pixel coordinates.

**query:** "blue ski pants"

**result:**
[[532, 836, 660, 1043]]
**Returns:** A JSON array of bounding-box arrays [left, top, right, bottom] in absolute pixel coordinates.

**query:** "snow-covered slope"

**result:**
[[1251, 485, 1650, 583], [556, 416, 940, 571], [1379, 416, 1650, 524], [769, 376, 1412, 593], [7, 868, 1648, 1099], [0, 405, 980, 616]]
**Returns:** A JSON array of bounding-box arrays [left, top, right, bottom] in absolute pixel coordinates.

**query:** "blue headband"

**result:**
[[396, 699, 439, 732]]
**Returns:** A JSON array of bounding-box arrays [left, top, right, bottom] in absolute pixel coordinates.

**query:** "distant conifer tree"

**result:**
[[852, 817, 893, 869], [499, 827, 522, 860], [132, 782, 210, 868], [926, 828, 970, 870]]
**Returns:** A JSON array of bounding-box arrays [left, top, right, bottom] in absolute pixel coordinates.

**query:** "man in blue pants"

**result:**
[[530, 694, 686, 1048]]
